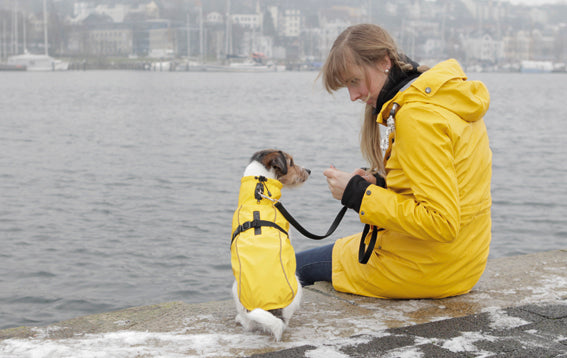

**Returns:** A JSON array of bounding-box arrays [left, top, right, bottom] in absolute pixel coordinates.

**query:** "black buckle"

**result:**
[[241, 219, 261, 232], [241, 221, 253, 231]]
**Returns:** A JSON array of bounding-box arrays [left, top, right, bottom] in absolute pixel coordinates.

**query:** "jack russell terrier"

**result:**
[[231, 149, 310, 341]]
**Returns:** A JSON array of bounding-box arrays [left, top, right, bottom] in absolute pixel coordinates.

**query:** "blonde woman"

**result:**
[[296, 24, 492, 299]]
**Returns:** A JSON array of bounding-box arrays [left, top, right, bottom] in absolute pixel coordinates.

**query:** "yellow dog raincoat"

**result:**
[[231, 176, 299, 311]]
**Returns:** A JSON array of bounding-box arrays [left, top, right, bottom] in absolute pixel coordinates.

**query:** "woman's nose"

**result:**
[[348, 88, 360, 102]]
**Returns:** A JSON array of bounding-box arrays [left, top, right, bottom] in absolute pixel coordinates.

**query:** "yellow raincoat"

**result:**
[[332, 59, 492, 299], [231, 176, 299, 311]]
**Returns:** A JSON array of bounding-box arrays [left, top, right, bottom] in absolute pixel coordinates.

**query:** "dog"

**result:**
[[231, 149, 310, 341]]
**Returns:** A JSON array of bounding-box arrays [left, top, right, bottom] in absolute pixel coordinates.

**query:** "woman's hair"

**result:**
[[320, 24, 427, 175]]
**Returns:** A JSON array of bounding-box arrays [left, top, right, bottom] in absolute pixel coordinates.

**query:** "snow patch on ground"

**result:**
[[485, 307, 530, 330]]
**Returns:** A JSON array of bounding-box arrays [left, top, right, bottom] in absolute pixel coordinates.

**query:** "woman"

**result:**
[[296, 24, 492, 299]]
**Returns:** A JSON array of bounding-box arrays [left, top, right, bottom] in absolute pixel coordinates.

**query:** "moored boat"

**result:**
[[520, 60, 553, 73], [0, 63, 27, 71], [6, 53, 68, 71]]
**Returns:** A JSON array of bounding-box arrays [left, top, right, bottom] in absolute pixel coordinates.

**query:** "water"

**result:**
[[1, 70, 566, 330]]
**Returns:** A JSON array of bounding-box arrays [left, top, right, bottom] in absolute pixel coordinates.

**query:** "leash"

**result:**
[[254, 186, 347, 241], [274, 201, 347, 241], [275, 200, 377, 264], [358, 224, 382, 264], [232, 176, 377, 264]]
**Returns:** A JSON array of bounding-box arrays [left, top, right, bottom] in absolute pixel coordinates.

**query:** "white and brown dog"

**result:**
[[231, 149, 310, 341]]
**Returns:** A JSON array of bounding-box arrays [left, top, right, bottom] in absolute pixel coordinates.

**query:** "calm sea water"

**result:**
[[1, 70, 566, 330]]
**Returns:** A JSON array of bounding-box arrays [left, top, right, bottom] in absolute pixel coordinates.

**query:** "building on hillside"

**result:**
[[87, 24, 133, 56], [281, 9, 301, 38], [318, 7, 353, 58], [231, 13, 262, 30], [71, 1, 160, 24], [206, 12, 224, 25], [502, 30, 532, 63], [461, 32, 504, 67]]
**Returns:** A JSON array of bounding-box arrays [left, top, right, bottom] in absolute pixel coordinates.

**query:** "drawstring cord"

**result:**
[[254, 176, 272, 202]]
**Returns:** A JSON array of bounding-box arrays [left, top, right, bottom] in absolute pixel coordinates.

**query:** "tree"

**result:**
[[263, 10, 275, 37]]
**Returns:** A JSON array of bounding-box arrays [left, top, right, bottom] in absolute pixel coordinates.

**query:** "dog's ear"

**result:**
[[263, 150, 288, 175]]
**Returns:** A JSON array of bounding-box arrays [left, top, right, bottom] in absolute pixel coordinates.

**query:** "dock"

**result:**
[[1, 249, 566, 357]]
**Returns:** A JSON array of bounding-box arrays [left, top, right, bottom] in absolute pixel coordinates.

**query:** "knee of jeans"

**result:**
[[297, 274, 313, 287], [295, 263, 314, 286], [295, 264, 308, 285]]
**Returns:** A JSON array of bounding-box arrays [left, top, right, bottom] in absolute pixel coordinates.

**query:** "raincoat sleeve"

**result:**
[[360, 104, 460, 242]]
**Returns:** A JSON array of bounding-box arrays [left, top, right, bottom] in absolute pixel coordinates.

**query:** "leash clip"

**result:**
[[258, 191, 278, 203], [254, 176, 275, 203]]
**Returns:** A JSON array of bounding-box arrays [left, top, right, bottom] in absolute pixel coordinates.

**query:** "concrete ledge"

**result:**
[[1, 249, 566, 357]]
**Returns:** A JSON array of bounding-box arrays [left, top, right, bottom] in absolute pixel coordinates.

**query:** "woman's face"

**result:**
[[345, 61, 390, 108]]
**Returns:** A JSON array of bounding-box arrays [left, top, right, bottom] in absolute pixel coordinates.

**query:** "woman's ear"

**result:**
[[379, 56, 392, 73]]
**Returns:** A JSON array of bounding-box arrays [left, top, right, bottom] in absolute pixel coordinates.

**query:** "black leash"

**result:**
[[274, 202, 347, 240], [232, 177, 377, 264], [276, 202, 378, 264], [358, 224, 382, 264]]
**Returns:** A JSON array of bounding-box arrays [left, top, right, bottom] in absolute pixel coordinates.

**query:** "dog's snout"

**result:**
[[306, 169, 311, 175]]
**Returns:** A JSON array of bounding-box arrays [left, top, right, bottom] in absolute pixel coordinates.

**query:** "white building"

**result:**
[[267, 6, 279, 32], [503, 30, 531, 62], [462, 33, 504, 64], [282, 9, 301, 38], [231, 13, 262, 30], [72, 1, 159, 23], [73, 3, 130, 23], [206, 12, 224, 25], [88, 27, 133, 56], [318, 7, 354, 58]]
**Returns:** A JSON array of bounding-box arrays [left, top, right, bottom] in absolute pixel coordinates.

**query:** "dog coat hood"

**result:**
[[231, 176, 299, 311]]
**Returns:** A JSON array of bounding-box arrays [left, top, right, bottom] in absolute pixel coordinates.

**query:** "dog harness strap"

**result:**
[[253, 211, 262, 235], [274, 202, 348, 240], [358, 225, 382, 264], [231, 219, 288, 245]]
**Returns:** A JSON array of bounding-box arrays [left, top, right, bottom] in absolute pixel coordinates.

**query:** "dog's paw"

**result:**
[[235, 313, 254, 331], [271, 322, 284, 342]]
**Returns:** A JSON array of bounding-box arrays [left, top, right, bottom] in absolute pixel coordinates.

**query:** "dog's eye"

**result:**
[[289, 159, 294, 167]]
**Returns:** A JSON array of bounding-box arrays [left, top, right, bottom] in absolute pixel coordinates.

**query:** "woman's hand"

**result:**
[[323, 166, 376, 200], [352, 168, 377, 185]]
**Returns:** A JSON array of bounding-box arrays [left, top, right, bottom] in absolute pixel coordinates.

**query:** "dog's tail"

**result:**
[[246, 308, 286, 341]]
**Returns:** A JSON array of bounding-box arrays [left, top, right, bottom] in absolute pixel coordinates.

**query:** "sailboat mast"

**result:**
[[2, 20, 5, 59], [199, 5, 203, 63], [187, 12, 191, 61], [14, 0, 18, 54], [225, 0, 231, 58], [23, 9, 26, 52], [43, 0, 48, 56]]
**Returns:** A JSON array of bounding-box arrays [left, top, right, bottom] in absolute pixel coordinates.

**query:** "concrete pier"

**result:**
[[1, 249, 566, 357]]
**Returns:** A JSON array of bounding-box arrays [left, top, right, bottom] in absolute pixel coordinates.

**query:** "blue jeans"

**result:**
[[295, 243, 334, 286]]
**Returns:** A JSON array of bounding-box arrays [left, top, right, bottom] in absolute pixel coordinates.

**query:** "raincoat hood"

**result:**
[[378, 59, 490, 125]]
